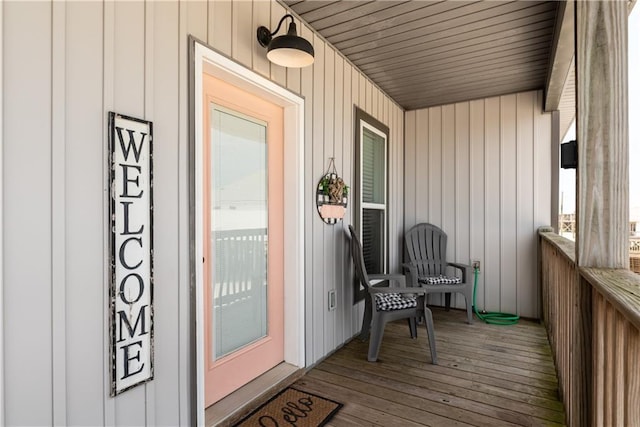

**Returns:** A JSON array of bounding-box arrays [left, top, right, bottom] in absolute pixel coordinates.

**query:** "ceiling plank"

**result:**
[[338, 2, 553, 55], [377, 56, 550, 92], [323, 1, 470, 41], [310, 1, 408, 30], [286, 1, 339, 16], [362, 30, 554, 78], [354, 13, 555, 68], [300, 0, 377, 24]]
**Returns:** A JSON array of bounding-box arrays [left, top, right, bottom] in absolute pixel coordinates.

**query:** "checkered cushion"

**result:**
[[418, 275, 462, 285], [374, 293, 418, 311]]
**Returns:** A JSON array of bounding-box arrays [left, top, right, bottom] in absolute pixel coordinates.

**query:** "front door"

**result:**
[[202, 73, 284, 407]]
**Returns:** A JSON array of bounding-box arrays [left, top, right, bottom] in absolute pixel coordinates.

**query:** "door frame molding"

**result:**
[[191, 39, 305, 425]]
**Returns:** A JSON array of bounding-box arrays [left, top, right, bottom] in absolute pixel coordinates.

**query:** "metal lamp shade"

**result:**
[[266, 23, 314, 68]]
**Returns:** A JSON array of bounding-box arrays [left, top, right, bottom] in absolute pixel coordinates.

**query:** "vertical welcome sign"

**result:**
[[108, 112, 154, 396]]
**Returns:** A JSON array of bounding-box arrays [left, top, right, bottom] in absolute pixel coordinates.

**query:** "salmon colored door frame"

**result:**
[[193, 41, 305, 426], [202, 73, 285, 406]]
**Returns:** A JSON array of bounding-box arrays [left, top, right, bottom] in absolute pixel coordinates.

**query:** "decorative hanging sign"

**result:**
[[108, 112, 154, 396], [316, 158, 349, 224]]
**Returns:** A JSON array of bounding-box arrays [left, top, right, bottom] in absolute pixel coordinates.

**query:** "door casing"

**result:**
[[191, 39, 305, 426]]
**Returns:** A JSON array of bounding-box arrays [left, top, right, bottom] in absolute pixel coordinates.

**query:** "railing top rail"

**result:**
[[581, 267, 640, 331], [539, 228, 576, 265], [213, 228, 267, 239], [539, 228, 640, 329]]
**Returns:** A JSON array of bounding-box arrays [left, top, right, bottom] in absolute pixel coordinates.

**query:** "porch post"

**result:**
[[575, 0, 629, 269], [575, 2, 630, 426]]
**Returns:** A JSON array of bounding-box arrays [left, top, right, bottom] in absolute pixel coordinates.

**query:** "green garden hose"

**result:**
[[472, 267, 519, 325]]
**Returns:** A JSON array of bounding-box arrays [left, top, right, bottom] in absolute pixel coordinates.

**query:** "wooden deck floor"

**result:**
[[293, 308, 566, 426]]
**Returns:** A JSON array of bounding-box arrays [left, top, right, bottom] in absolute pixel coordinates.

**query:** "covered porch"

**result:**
[[222, 0, 638, 425], [2, 0, 639, 425]]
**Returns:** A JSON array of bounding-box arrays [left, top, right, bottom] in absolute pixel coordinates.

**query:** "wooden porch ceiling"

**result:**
[[284, 0, 560, 110], [293, 309, 565, 426]]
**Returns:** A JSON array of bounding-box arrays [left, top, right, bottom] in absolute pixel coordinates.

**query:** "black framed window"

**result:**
[[354, 108, 389, 276]]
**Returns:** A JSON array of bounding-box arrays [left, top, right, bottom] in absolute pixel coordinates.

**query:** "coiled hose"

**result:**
[[472, 267, 519, 325]]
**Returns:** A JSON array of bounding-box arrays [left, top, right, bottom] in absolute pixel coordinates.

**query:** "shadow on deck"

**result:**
[[293, 308, 566, 426]]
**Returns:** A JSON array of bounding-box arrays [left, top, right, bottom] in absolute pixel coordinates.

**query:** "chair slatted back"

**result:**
[[349, 225, 371, 289], [405, 223, 448, 277]]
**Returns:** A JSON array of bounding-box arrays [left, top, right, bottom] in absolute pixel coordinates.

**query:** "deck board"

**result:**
[[293, 308, 566, 426]]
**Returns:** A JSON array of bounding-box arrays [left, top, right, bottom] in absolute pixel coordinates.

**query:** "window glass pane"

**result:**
[[363, 208, 385, 273], [210, 106, 268, 360], [362, 127, 386, 204]]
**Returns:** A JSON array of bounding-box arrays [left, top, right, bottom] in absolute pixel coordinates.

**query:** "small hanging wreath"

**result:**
[[316, 158, 349, 224]]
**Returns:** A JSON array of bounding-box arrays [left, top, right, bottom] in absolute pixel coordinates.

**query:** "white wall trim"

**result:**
[[193, 41, 305, 426]]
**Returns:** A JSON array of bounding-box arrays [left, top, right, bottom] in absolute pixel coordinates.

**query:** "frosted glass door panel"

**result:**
[[210, 106, 268, 360]]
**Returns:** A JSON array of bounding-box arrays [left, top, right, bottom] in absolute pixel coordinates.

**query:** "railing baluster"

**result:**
[[626, 326, 640, 424]]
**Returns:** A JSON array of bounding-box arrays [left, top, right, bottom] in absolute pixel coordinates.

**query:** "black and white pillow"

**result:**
[[375, 293, 418, 311], [418, 275, 462, 285]]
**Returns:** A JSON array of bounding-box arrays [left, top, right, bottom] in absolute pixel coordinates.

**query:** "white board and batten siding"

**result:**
[[404, 91, 552, 318], [1, 0, 403, 425]]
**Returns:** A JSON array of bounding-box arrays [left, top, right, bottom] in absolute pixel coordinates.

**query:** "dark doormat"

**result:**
[[233, 387, 342, 427]]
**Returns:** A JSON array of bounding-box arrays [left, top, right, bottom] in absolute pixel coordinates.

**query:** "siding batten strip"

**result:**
[[299, 22, 314, 366], [177, 1, 190, 424], [144, 1, 156, 425], [111, 1, 147, 422], [342, 61, 352, 340], [210, 0, 231, 56], [323, 45, 334, 352], [269, 2, 286, 86], [499, 96, 503, 312], [103, 0, 116, 424], [251, 1, 271, 77], [403, 111, 415, 229], [514, 94, 522, 314], [483, 99, 487, 308], [152, 1, 180, 423], [0, 0, 4, 423], [416, 110, 420, 224], [52, 1, 68, 425], [333, 55, 344, 345], [311, 34, 325, 364]]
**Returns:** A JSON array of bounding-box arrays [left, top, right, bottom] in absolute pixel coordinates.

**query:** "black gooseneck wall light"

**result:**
[[257, 14, 314, 68]]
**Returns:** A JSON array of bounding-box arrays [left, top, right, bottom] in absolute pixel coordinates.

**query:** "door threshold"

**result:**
[[205, 362, 304, 427]]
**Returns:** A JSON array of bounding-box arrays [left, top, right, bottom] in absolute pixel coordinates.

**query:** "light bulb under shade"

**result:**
[[266, 34, 314, 68], [267, 48, 314, 68]]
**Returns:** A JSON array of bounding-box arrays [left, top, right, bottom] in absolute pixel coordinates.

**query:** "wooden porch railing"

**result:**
[[539, 228, 640, 427]]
